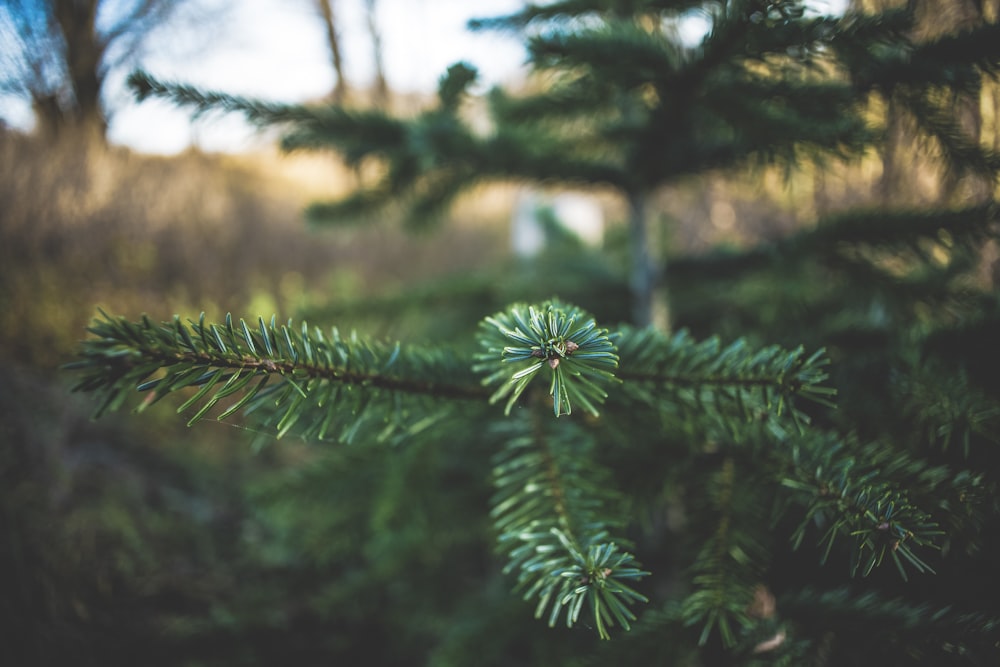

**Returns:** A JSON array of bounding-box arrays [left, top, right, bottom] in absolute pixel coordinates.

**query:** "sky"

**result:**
[[113, 0, 529, 154], [1, 0, 848, 154]]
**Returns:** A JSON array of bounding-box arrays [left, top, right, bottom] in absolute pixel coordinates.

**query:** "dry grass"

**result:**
[[4, 104, 963, 372], [0, 130, 508, 370]]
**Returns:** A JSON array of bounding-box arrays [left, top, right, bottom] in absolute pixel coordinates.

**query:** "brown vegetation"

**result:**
[[0, 130, 506, 370]]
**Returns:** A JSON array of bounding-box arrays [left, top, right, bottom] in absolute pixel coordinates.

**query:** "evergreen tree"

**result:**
[[66, 1, 1000, 664], [127, 0, 877, 326]]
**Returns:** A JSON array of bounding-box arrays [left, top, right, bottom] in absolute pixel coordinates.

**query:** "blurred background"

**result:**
[[2, 1, 998, 665]]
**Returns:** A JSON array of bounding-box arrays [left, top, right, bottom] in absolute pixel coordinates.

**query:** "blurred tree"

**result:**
[[312, 0, 387, 105], [315, 0, 349, 103], [125, 0, 999, 327], [60, 0, 1000, 665], [0, 0, 212, 140], [857, 0, 1000, 206], [363, 0, 388, 106]]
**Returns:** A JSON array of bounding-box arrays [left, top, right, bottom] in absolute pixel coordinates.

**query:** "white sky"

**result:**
[[1, 0, 848, 154], [111, 0, 529, 154]]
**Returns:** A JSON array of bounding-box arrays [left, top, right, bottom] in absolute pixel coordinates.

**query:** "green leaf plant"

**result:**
[[66, 299, 945, 641]]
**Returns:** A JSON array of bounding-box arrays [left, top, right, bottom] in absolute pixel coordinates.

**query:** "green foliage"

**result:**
[[123, 0, 1000, 331], [476, 300, 619, 417], [678, 456, 769, 648], [67, 310, 484, 442], [780, 433, 944, 581], [489, 417, 647, 639], [613, 326, 836, 434], [125, 0, 901, 223], [40, 0, 1000, 664], [67, 299, 846, 642], [778, 587, 1000, 664]]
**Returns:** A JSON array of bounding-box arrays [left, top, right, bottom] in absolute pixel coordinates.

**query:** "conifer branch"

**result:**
[[489, 416, 648, 639], [468, 0, 682, 32], [614, 327, 835, 431], [129, 68, 627, 227], [900, 369, 1000, 458], [70, 304, 834, 437], [66, 311, 486, 441], [128, 70, 312, 126], [67, 302, 853, 639], [843, 19, 1000, 93], [475, 300, 620, 417], [680, 456, 768, 648], [666, 205, 1000, 280], [527, 22, 681, 89], [780, 587, 1000, 658], [804, 430, 990, 562], [779, 433, 944, 580], [901, 89, 1000, 178]]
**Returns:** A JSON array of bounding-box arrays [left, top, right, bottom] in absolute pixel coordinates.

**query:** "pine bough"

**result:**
[[67, 300, 942, 640]]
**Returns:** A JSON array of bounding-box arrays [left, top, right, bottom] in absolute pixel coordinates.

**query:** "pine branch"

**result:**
[[901, 89, 1000, 178], [779, 432, 944, 581], [66, 311, 486, 441], [780, 587, 1000, 659], [900, 368, 1000, 458], [276, 108, 407, 166], [65, 301, 842, 641], [488, 77, 614, 125], [489, 415, 648, 639], [680, 456, 769, 648], [130, 69, 629, 225], [845, 21, 1000, 93], [701, 73, 872, 161], [613, 327, 836, 434], [69, 303, 833, 435], [527, 22, 683, 89], [468, 0, 708, 32], [128, 70, 312, 126], [436, 62, 478, 112], [475, 300, 620, 417], [800, 413, 994, 562], [666, 204, 1000, 280], [913, 23, 1000, 81]]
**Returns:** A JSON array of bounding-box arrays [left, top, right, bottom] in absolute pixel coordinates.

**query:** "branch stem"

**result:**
[[117, 346, 490, 402]]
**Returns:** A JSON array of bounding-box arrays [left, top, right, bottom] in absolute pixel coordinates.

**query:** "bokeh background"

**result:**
[[2, 1, 999, 665]]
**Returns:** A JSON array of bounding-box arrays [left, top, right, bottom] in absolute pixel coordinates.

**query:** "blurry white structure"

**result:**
[[511, 190, 605, 257]]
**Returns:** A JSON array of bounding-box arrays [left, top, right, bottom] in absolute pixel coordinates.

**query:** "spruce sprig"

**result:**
[[490, 417, 648, 640], [65, 301, 871, 639], [614, 326, 836, 433], [475, 300, 619, 417], [780, 434, 944, 581], [65, 310, 484, 442]]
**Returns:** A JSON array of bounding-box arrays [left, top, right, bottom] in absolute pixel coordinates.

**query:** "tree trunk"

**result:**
[[317, 0, 348, 103], [364, 0, 388, 106], [628, 190, 666, 329], [52, 0, 107, 140], [31, 93, 65, 139], [876, 94, 907, 206], [932, 0, 993, 204]]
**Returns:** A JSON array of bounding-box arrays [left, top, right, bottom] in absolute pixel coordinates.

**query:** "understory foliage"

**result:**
[[70, 299, 841, 643], [57, 0, 1000, 665], [67, 290, 992, 659]]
